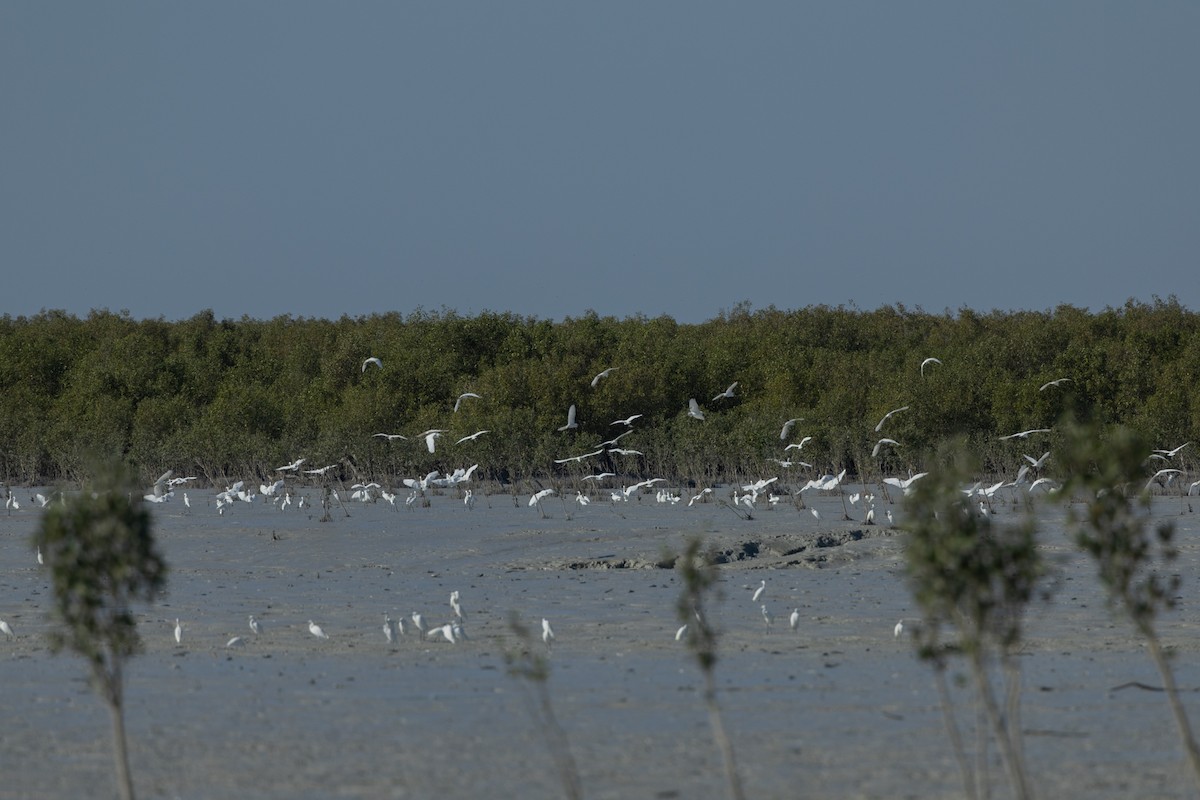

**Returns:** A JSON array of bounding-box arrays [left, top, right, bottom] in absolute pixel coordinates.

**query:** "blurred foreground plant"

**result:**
[[504, 613, 582, 800], [902, 440, 1043, 800], [1056, 422, 1200, 792], [673, 537, 745, 800], [32, 455, 168, 800]]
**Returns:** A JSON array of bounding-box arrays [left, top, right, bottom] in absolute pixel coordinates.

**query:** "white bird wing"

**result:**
[[688, 398, 705, 420]]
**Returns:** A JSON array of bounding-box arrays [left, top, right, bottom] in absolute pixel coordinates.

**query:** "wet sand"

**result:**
[[2, 487, 1200, 799]]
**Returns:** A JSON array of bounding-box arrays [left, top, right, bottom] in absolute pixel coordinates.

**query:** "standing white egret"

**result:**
[[450, 591, 464, 620], [558, 404, 579, 431], [894, 620, 905, 638], [0, 619, 14, 639], [248, 615, 263, 635], [362, 356, 383, 372], [760, 604, 773, 631], [454, 391, 482, 412], [541, 618, 555, 646], [383, 614, 396, 644], [308, 620, 329, 640], [810, 507, 821, 521], [411, 612, 426, 635], [183, 492, 190, 510], [590, 367, 617, 388], [688, 398, 705, 420], [751, 580, 766, 603], [675, 624, 689, 641], [789, 608, 800, 632], [920, 357, 942, 376], [173, 619, 182, 644]]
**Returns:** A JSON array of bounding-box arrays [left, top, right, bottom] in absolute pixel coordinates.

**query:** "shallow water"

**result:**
[[2, 487, 1200, 798]]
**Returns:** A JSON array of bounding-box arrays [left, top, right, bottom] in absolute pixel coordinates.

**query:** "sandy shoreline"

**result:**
[[3, 489, 1200, 798]]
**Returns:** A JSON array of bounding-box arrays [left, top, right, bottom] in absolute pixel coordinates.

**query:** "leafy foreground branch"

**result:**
[[32, 456, 169, 800], [673, 537, 746, 800], [1057, 423, 1200, 793], [504, 613, 583, 800], [902, 440, 1044, 800]]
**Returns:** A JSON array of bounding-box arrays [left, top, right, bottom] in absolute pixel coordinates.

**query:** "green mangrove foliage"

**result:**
[[0, 298, 1197, 486]]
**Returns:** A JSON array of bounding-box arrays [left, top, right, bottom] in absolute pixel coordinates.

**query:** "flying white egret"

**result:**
[[529, 488, 556, 507], [373, 433, 408, 442], [872, 438, 901, 458], [920, 357, 942, 376], [362, 357, 383, 372], [1155, 442, 1192, 459], [713, 381, 738, 402], [455, 430, 490, 445], [688, 398, 705, 420], [277, 458, 306, 472], [542, 618, 555, 645], [1038, 377, 1071, 391], [675, 624, 689, 641], [590, 367, 617, 388], [174, 619, 182, 644], [1029, 478, 1059, 494], [581, 472, 616, 482], [304, 464, 339, 476], [883, 473, 928, 492], [554, 448, 604, 464], [751, 580, 766, 603], [0, 619, 14, 638], [874, 406, 910, 433], [612, 414, 643, 427], [1146, 468, 1183, 492], [1024, 452, 1051, 470], [999, 428, 1051, 441], [454, 392, 482, 412], [423, 430, 445, 453], [558, 404, 579, 431], [308, 620, 329, 640], [608, 448, 643, 457], [779, 418, 803, 440], [785, 436, 813, 451], [248, 615, 263, 635], [226, 636, 246, 648], [789, 608, 800, 631]]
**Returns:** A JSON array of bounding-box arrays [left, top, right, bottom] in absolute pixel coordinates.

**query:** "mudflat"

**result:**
[[2, 488, 1199, 799]]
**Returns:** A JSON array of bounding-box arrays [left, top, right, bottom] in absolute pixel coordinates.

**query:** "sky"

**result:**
[[3, 3, 1198, 324]]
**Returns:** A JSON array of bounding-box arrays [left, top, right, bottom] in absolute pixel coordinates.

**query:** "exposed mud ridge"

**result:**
[[554, 527, 895, 571]]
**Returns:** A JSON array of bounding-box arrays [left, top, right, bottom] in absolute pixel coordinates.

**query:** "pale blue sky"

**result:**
[[3, 3, 1197, 323]]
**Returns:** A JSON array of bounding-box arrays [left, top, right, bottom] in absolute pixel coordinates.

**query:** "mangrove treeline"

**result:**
[[1, 298, 1196, 488]]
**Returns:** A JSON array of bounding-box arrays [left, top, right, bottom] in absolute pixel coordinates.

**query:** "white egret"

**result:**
[[420, 430, 445, 453], [688, 398, 705, 420], [362, 356, 383, 372], [308, 620, 329, 640], [541, 618, 555, 646], [590, 367, 617, 388], [464, 489, 476, 509], [558, 404, 579, 432], [0, 619, 14, 639], [874, 406, 910, 433], [554, 448, 604, 464], [304, 464, 339, 476], [373, 433, 408, 442], [784, 436, 813, 451], [810, 508, 821, 521], [581, 472, 616, 482], [751, 580, 766, 603], [612, 414, 643, 427], [607, 448, 643, 457], [411, 612, 426, 635], [760, 604, 773, 631], [1155, 442, 1192, 459], [183, 492, 190, 509], [529, 488, 555, 507], [675, 624, 689, 641], [872, 438, 901, 458], [383, 614, 396, 644], [455, 430, 490, 445], [1029, 478, 1058, 493], [575, 491, 590, 506], [883, 473, 928, 492], [248, 615, 263, 635], [998, 428, 1051, 441], [789, 608, 800, 631], [1038, 377, 1071, 391], [1024, 451, 1051, 470], [780, 418, 802, 440], [712, 381, 738, 402], [886, 509, 894, 525], [174, 619, 182, 644], [36, 546, 43, 565], [226, 636, 246, 648], [920, 357, 942, 376], [1146, 468, 1183, 492], [454, 391, 482, 412], [894, 620, 905, 638], [277, 458, 306, 472], [450, 590, 464, 620]]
